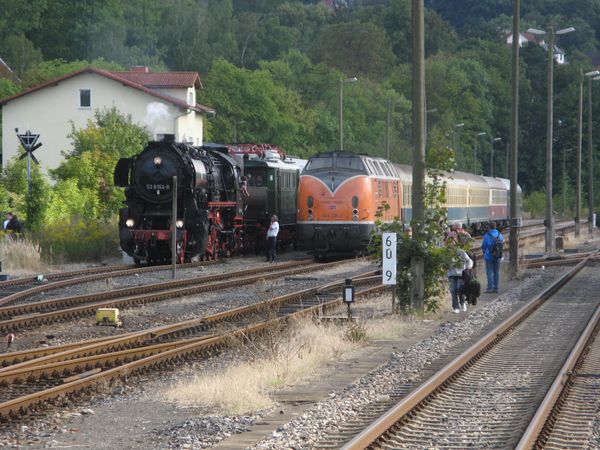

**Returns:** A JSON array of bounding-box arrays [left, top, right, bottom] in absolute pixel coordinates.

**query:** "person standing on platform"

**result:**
[[446, 233, 473, 313], [481, 221, 504, 293], [266, 215, 279, 262]]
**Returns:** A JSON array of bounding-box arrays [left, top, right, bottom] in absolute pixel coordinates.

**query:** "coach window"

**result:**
[[79, 89, 91, 108]]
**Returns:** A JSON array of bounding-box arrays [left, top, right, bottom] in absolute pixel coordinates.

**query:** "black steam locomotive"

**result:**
[[114, 141, 243, 264]]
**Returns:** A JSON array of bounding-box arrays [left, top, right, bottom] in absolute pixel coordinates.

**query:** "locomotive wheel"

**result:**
[[133, 258, 141, 267]]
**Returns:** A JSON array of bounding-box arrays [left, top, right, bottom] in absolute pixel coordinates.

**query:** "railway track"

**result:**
[[0, 259, 320, 334], [0, 271, 384, 424], [323, 254, 600, 449], [0, 260, 221, 307]]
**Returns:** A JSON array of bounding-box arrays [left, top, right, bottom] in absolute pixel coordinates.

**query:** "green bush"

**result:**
[[34, 218, 120, 263], [523, 191, 546, 219]]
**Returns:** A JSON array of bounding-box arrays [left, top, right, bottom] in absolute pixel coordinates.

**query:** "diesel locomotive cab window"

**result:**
[[305, 157, 333, 171], [335, 155, 364, 171]]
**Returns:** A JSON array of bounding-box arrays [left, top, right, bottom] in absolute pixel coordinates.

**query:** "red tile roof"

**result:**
[[0, 67, 214, 114], [110, 71, 202, 89]]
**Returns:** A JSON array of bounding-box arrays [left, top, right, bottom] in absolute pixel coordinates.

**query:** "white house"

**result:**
[[505, 31, 568, 64], [0, 66, 215, 173]]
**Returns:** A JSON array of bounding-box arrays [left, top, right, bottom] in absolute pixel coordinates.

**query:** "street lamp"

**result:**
[[452, 122, 464, 167], [528, 25, 575, 253], [587, 72, 600, 232], [576, 70, 600, 236], [475, 132, 486, 173], [233, 119, 245, 143], [339, 76, 358, 151], [491, 137, 502, 177]]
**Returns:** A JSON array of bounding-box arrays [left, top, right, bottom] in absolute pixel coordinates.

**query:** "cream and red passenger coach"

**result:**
[[296, 151, 522, 256]]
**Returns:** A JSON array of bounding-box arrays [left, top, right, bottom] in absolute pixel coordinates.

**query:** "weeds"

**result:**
[[345, 321, 368, 343], [0, 235, 45, 272], [163, 317, 363, 414]]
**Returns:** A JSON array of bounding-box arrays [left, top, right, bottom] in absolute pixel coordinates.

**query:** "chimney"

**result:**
[[131, 66, 149, 73]]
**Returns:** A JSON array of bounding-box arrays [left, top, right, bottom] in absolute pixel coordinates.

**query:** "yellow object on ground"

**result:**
[[96, 308, 122, 327]]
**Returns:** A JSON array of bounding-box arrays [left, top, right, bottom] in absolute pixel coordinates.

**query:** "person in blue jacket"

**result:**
[[481, 221, 504, 293]]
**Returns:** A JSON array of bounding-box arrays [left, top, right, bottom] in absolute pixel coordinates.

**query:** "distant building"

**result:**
[[504, 31, 568, 64], [505, 32, 537, 47], [0, 66, 214, 172]]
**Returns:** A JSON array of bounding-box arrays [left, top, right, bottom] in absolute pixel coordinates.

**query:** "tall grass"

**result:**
[[163, 318, 363, 415], [0, 235, 45, 273]]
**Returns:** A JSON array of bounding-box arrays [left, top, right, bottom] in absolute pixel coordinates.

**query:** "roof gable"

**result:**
[[0, 67, 214, 114]]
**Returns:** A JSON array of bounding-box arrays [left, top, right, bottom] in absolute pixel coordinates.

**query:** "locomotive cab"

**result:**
[[296, 152, 380, 255]]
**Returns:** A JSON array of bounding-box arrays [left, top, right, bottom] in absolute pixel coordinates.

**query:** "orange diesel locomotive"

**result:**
[[296, 152, 400, 256], [296, 151, 521, 257]]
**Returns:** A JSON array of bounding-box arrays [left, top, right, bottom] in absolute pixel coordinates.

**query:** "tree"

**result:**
[[310, 21, 396, 81], [51, 108, 150, 220], [200, 59, 315, 155]]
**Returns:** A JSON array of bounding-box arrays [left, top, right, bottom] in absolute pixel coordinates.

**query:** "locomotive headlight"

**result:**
[[153, 156, 162, 166], [308, 208, 313, 215], [352, 208, 359, 215], [176, 220, 184, 229], [352, 214, 359, 222], [126, 218, 135, 228], [308, 214, 314, 221]]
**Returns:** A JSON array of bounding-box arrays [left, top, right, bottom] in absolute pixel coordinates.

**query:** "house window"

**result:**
[[79, 89, 91, 108]]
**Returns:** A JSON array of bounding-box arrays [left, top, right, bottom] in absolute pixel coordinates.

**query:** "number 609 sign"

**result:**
[[382, 232, 397, 285]]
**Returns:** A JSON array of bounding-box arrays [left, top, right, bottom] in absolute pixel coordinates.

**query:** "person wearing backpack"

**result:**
[[446, 233, 473, 313], [481, 221, 504, 293]]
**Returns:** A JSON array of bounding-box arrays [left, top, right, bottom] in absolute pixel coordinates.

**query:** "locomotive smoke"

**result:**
[[145, 102, 170, 129]]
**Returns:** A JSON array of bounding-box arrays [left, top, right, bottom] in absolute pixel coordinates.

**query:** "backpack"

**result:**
[[490, 234, 503, 260], [460, 268, 481, 305]]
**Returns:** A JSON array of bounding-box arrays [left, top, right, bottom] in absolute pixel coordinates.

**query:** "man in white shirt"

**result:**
[[3, 213, 12, 231], [266, 215, 279, 262]]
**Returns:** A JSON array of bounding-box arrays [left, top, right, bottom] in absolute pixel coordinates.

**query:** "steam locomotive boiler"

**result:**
[[114, 141, 244, 264]]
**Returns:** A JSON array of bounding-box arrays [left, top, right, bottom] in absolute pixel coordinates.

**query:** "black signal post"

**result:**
[[16, 129, 42, 194]]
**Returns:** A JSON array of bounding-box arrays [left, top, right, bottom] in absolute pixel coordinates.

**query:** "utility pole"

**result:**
[[545, 26, 555, 253], [576, 70, 583, 237], [411, 0, 425, 311], [386, 97, 391, 160], [528, 24, 575, 251], [491, 137, 501, 177], [588, 74, 597, 233], [563, 148, 571, 216], [509, 0, 520, 278]]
